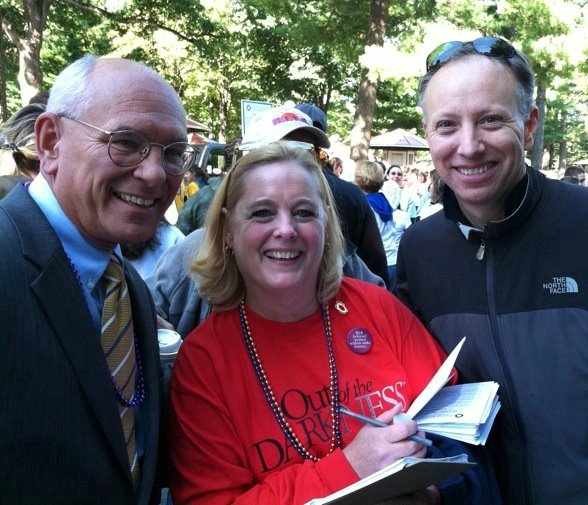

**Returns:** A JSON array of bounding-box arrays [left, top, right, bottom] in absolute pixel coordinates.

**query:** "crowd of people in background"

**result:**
[[164, 141, 449, 293], [2, 36, 588, 505]]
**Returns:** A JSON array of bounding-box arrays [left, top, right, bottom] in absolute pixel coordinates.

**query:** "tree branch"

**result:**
[[1, 16, 24, 48], [58, 0, 219, 44]]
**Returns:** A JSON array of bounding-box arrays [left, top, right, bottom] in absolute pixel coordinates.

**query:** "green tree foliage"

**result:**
[[41, 1, 113, 83], [374, 77, 422, 133], [546, 80, 588, 165], [1, 0, 587, 167]]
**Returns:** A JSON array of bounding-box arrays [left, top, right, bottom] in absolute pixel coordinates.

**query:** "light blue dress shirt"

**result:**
[[28, 175, 123, 330]]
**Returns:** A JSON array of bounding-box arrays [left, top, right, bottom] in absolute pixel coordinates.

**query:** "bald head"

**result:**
[[47, 56, 185, 121], [37, 55, 188, 250]]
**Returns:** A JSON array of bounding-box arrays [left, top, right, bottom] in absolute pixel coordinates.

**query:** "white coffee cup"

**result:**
[[158, 329, 182, 363]]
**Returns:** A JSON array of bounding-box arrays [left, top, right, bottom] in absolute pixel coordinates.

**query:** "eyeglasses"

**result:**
[[426, 37, 518, 72], [59, 114, 196, 176], [389, 171, 402, 177]]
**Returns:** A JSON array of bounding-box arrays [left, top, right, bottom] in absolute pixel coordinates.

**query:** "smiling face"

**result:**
[[38, 59, 185, 250], [224, 160, 326, 311], [387, 166, 403, 185], [422, 56, 538, 227]]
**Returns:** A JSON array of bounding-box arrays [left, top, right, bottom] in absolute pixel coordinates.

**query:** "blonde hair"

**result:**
[[354, 159, 385, 193], [192, 142, 344, 310], [0, 103, 45, 177]]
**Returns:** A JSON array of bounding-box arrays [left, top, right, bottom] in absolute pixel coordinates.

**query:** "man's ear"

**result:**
[[35, 112, 61, 176], [523, 107, 539, 150]]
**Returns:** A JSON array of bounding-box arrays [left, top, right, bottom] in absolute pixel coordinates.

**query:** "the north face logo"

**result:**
[[542, 277, 579, 294]]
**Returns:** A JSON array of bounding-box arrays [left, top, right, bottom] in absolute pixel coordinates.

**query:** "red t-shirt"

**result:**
[[168, 278, 454, 504]]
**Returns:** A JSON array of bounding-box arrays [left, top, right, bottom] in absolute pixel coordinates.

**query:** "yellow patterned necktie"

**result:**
[[100, 253, 141, 485]]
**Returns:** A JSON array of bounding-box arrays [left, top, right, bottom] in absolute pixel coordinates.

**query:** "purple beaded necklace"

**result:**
[[67, 253, 146, 408], [25, 181, 145, 408], [239, 301, 342, 462]]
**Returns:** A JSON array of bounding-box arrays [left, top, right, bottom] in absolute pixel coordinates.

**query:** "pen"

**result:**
[[340, 405, 433, 447]]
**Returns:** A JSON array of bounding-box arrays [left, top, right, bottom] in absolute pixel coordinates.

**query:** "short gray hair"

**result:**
[[46, 55, 186, 124], [354, 159, 385, 193], [46, 55, 98, 117]]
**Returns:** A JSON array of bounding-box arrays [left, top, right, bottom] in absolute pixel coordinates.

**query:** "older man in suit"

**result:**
[[0, 55, 192, 504]]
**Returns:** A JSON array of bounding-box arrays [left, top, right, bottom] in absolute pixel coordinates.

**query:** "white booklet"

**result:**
[[407, 337, 501, 445], [407, 337, 467, 418], [414, 381, 501, 445], [305, 454, 475, 505], [305, 337, 500, 505]]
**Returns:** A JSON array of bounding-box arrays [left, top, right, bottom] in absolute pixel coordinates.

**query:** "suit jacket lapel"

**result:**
[[126, 265, 162, 503], [5, 186, 133, 480], [32, 254, 132, 479]]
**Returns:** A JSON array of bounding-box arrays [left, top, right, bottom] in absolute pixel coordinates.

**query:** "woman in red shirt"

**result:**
[[167, 142, 494, 505]]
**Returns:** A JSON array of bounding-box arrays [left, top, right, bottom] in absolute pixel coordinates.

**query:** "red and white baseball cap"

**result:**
[[240, 105, 330, 151]]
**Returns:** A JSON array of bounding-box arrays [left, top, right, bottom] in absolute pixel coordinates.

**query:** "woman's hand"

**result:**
[[342, 403, 428, 479]]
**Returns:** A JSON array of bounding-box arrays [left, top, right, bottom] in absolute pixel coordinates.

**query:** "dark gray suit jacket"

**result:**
[[0, 184, 162, 505]]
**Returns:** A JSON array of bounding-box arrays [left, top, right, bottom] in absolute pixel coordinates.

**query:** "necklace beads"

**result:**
[[66, 254, 145, 408], [239, 302, 342, 462]]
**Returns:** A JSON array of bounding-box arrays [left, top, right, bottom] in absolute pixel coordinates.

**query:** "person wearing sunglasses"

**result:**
[[395, 37, 588, 505], [382, 164, 403, 210], [0, 55, 188, 504], [166, 141, 495, 505], [563, 165, 587, 186], [355, 160, 412, 292]]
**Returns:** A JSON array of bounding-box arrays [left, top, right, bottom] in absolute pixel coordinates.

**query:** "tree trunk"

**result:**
[[557, 109, 567, 171], [0, 35, 8, 121], [2, 0, 52, 106], [349, 0, 389, 162], [531, 84, 546, 169], [324, 80, 333, 112], [557, 141, 567, 172], [17, 38, 42, 104]]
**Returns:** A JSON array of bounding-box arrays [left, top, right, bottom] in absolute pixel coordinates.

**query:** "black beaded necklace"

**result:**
[[238, 301, 342, 462]]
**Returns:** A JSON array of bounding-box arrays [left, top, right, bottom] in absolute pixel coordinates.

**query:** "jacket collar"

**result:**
[[1, 185, 158, 489], [442, 165, 544, 240]]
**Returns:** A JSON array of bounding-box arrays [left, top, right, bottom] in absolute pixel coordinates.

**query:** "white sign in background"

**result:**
[[241, 100, 273, 137]]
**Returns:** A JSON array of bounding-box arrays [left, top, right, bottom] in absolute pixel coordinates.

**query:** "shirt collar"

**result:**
[[28, 175, 118, 292]]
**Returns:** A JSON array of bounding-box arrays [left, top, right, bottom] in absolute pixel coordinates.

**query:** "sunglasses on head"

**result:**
[[231, 140, 317, 170], [426, 36, 517, 72], [237, 139, 315, 154], [1, 143, 20, 152]]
